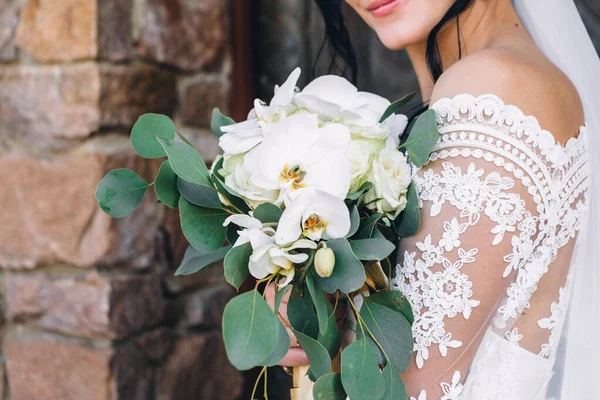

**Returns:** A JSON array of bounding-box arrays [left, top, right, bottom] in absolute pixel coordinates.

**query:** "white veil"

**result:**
[[514, 1, 600, 398]]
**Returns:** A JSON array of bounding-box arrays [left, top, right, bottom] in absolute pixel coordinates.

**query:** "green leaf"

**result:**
[[366, 290, 414, 325], [175, 245, 231, 276], [226, 223, 240, 246], [382, 364, 408, 400], [179, 197, 228, 252], [288, 293, 319, 339], [253, 202, 283, 223], [222, 290, 280, 371], [155, 161, 180, 208], [211, 107, 235, 137], [212, 175, 251, 214], [307, 275, 331, 336], [224, 242, 252, 290], [346, 181, 373, 201], [292, 329, 331, 380], [274, 285, 292, 314], [157, 138, 212, 186], [95, 169, 149, 218], [314, 238, 366, 294], [313, 373, 346, 400], [130, 113, 175, 158], [345, 205, 360, 238], [402, 109, 440, 168], [379, 93, 416, 123], [349, 238, 396, 261], [260, 320, 290, 366], [354, 213, 383, 239], [359, 298, 413, 373], [317, 307, 341, 359], [371, 228, 386, 240], [395, 182, 420, 237], [341, 339, 385, 400], [177, 178, 222, 209], [356, 327, 386, 366]]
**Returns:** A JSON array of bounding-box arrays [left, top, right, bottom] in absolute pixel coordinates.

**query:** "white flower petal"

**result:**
[[223, 214, 263, 229], [286, 239, 318, 251], [278, 267, 295, 287], [300, 75, 357, 109], [270, 67, 301, 106], [275, 200, 305, 245]]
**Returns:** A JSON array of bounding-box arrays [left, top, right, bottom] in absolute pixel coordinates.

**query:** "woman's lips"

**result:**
[[367, 0, 405, 18]]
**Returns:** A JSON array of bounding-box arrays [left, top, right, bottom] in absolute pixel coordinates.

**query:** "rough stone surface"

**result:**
[[0, 0, 20, 60], [138, 0, 227, 71], [5, 333, 112, 400], [0, 64, 101, 148], [99, 64, 177, 128], [110, 274, 166, 338], [0, 141, 160, 269], [98, 0, 133, 60], [134, 328, 175, 364], [180, 75, 229, 127], [163, 261, 227, 295], [5, 272, 111, 338], [110, 344, 154, 400], [156, 333, 243, 400], [17, 0, 97, 62], [177, 285, 234, 328]]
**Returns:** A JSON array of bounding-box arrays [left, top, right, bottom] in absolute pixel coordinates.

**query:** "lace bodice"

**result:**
[[392, 94, 588, 400]]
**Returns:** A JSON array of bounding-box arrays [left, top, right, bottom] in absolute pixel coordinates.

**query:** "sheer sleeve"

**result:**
[[392, 94, 588, 400]]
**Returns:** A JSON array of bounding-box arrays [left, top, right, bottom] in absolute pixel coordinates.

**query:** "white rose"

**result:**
[[222, 149, 279, 207], [347, 140, 372, 195], [363, 147, 412, 219]]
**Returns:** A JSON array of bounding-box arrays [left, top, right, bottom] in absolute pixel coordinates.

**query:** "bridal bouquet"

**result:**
[[96, 68, 440, 400]]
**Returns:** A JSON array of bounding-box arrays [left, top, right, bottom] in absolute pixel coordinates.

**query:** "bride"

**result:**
[[270, 0, 600, 399]]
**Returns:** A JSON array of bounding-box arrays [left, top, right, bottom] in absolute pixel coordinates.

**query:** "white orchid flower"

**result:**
[[276, 188, 351, 245], [246, 114, 351, 204], [218, 68, 301, 156]]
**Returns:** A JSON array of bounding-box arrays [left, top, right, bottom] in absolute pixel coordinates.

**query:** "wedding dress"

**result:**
[[393, 93, 588, 400]]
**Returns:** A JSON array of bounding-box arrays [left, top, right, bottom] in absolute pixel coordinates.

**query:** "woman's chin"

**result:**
[[373, 24, 429, 51]]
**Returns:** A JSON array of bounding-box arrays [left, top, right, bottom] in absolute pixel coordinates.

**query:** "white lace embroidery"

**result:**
[[410, 371, 465, 400], [393, 94, 588, 399]]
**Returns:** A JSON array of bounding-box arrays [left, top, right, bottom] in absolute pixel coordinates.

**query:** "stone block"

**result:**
[[180, 75, 229, 127], [98, 0, 134, 60], [177, 285, 234, 328], [134, 328, 175, 364], [110, 343, 154, 400], [0, 0, 20, 60]]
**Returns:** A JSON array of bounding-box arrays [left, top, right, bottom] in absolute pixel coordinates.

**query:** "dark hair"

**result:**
[[313, 0, 475, 84]]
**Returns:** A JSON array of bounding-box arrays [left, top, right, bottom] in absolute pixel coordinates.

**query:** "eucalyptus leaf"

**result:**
[[307, 275, 331, 336], [318, 308, 341, 360], [155, 161, 180, 208], [223, 242, 252, 290], [253, 202, 283, 223], [158, 138, 212, 186], [179, 197, 228, 252], [313, 238, 366, 294], [382, 363, 408, 400], [211, 107, 235, 137], [260, 320, 290, 366], [178, 178, 222, 209], [95, 169, 149, 218], [341, 339, 386, 400], [222, 290, 280, 371], [292, 329, 331, 380], [212, 175, 251, 214], [369, 290, 414, 325], [274, 285, 292, 314], [346, 181, 373, 201], [345, 205, 360, 238], [402, 109, 441, 168], [395, 182, 420, 237], [288, 293, 319, 339], [354, 213, 383, 239], [313, 373, 346, 400], [175, 245, 231, 276], [379, 92, 416, 123], [130, 113, 175, 158], [359, 298, 413, 372], [350, 238, 396, 261], [226, 223, 240, 246], [356, 328, 386, 366]]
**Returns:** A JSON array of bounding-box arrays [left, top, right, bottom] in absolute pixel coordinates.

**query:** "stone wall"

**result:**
[[0, 0, 243, 399]]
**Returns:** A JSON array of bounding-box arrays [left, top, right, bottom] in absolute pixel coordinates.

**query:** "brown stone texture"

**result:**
[[98, 0, 133, 60], [0, 141, 160, 269], [156, 332, 243, 400], [177, 285, 235, 328], [110, 344, 154, 400], [134, 328, 175, 364], [0, 64, 101, 147], [5, 333, 112, 400], [163, 261, 227, 295], [0, 0, 21, 61], [17, 0, 98, 62], [180, 75, 229, 127], [138, 0, 227, 71], [99, 64, 177, 127]]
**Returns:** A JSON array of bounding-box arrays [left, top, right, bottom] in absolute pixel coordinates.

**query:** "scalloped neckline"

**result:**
[[430, 93, 586, 152]]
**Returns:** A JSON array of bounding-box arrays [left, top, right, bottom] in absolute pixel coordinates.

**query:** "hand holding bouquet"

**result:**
[[96, 68, 441, 400]]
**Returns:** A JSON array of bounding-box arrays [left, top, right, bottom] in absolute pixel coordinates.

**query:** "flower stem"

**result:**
[[251, 366, 267, 400]]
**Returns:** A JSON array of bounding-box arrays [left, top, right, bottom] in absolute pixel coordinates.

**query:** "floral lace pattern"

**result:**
[[393, 94, 588, 399]]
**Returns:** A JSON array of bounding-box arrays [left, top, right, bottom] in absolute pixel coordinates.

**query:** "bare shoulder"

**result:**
[[430, 46, 584, 144]]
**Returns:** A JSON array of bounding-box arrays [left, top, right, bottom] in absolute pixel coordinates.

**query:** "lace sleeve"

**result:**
[[392, 94, 587, 400]]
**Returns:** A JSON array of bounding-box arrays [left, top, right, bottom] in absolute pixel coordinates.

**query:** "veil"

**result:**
[[514, 0, 600, 398]]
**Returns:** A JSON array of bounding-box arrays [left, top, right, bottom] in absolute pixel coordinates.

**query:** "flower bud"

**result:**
[[314, 246, 335, 278]]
